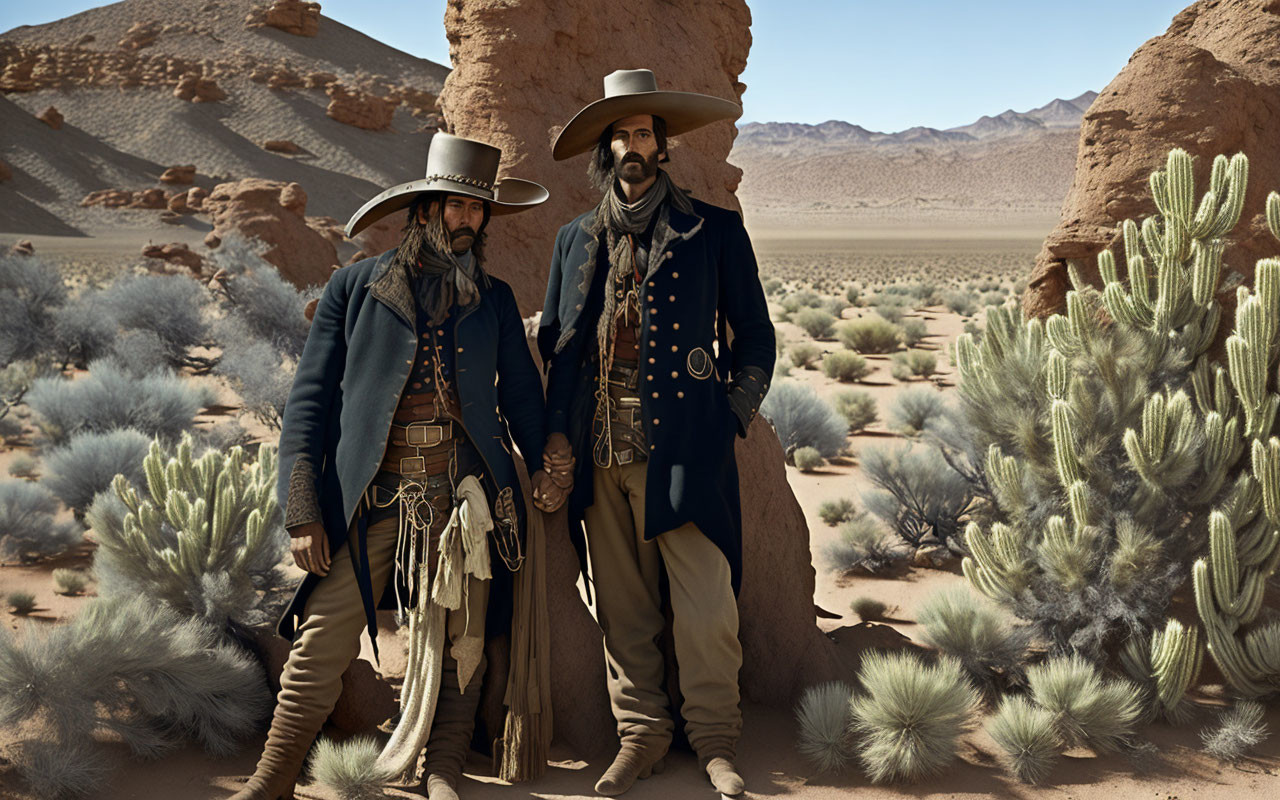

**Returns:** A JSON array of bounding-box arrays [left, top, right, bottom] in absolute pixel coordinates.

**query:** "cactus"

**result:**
[[954, 150, 1280, 703], [86, 432, 287, 630]]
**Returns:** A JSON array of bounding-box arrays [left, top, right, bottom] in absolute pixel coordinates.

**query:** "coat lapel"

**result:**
[[365, 251, 415, 328], [644, 203, 704, 283]]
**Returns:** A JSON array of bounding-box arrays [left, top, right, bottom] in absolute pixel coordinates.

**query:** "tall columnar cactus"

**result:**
[[87, 433, 286, 629], [955, 150, 1280, 706]]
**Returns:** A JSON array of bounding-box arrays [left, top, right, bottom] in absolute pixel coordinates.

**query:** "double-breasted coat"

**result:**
[[537, 197, 775, 593], [275, 249, 546, 650]]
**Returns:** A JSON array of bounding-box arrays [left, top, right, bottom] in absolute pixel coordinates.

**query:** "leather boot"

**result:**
[[225, 710, 315, 800], [594, 741, 667, 796], [703, 756, 745, 796]]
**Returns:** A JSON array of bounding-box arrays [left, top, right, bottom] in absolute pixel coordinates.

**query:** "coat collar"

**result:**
[[365, 249, 415, 327]]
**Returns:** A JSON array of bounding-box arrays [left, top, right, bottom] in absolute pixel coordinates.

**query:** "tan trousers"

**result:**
[[582, 461, 743, 761], [253, 515, 487, 788]]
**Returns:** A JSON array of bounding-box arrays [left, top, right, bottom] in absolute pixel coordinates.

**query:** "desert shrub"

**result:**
[[836, 317, 900, 354], [763, 278, 783, 296], [8, 452, 38, 479], [821, 297, 848, 317], [887, 386, 946, 434], [0, 253, 67, 367], [15, 739, 109, 800], [99, 274, 213, 370], [908, 282, 943, 306], [106, 329, 174, 377], [822, 512, 901, 573], [789, 341, 822, 369], [773, 360, 792, 380], [793, 446, 824, 472], [943, 290, 977, 316], [8, 591, 36, 614], [988, 695, 1060, 784], [1026, 655, 1142, 752], [822, 350, 870, 382], [209, 237, 317, 360], [849, 651, 978, 783], [900, 319, 928, 348], [833, 390, 878, 433], [215, 338, 294, 430], [845, 284, 863, 306], [962, 319, 982, 338], [85, 434, 287, 630], [26, 360, 206, 446], [0, 481, 82, 563], [51, 291, 117, 369], [862, 445, 974, 547], [0, 595, 271, 797], [795, 682, 855, 773], [53, 568, 89, 596], [309, 736, 394, 800], [760, 382, 848, 459], [916, 588, 1028, 691], [42, 429, 150, 515], [850, 596, 888, 622], [781, 290, 821, 315], [873, 302, 906, 324], [890, 349, 937, 381], [979, 289, 1007, 307], [819, 497, 857, 526], [1200, 701, 1268, 762]]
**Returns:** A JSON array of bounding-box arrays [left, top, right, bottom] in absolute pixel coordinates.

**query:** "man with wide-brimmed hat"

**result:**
[[538, 69, 775, 796], [232, 133, 558, 800]]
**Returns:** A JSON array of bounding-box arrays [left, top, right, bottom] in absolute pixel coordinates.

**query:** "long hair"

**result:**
[[389, 194, 489, 277], [587, 115, 669, 192]]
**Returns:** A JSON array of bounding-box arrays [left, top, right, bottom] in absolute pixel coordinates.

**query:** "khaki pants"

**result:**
[[582, 461, 743, 760], [254, 515, 487, 787]]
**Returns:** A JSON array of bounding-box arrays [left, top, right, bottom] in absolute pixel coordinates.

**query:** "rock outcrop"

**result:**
[[173, 74, 226, 102], [245, 0, 322, 37], [1026, 0, 1280, 319], [36, 105, 63, 129], [325, 83, 395, 131], [118, 20, 162, 51], [262, 138, 302, 154], [142, 242, 204, 274], [202, 177, 336, 287], [159, 164, 197, 184]]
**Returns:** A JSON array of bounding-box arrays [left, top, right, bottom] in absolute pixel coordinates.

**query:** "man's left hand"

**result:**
[[531, 469, 567, 512]]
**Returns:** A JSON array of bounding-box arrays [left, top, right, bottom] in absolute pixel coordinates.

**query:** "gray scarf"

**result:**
[[412, 246, 482, 327], [590, 170, 693, 356]]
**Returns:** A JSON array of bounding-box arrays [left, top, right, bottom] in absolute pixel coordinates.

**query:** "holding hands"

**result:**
[[533, 433, 575, 512]]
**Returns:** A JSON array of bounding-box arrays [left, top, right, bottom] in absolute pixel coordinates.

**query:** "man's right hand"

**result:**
[[288, 522, 331, 576], [543, 432, 575, 491]]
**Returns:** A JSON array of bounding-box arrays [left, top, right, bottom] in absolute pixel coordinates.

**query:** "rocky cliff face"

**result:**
[[1025, 0, 1280, 319]]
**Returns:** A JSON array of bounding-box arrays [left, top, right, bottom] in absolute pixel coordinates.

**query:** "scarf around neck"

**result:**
[[411, 245, 482, 327]]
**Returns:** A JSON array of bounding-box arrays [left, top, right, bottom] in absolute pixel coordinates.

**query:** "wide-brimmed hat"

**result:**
[[345, 133, 549, 237], [552, 69, 742, 161]]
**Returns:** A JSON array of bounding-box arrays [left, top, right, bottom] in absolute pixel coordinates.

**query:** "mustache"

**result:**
[[621, 153, 645, 165], [450, 226, 477, 240]]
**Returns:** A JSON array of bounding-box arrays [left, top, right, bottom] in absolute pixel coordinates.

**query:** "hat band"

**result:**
[[426, 173, 495, 194]]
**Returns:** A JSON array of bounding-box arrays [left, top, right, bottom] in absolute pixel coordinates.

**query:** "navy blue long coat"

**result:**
[[275, 249, 546, 648], [537, 197, 775, 593]]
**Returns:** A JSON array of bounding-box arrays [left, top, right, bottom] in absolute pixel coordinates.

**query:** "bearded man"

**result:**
[[537, 69, 775, 797], [232, 133, 560, 800]]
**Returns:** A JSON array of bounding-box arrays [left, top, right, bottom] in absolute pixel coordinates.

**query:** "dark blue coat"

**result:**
[[275, 248, 546, 645], [537, 197, 775, 593]]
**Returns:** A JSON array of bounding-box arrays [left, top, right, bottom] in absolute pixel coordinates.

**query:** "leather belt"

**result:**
[[382, 420, 458, 476]]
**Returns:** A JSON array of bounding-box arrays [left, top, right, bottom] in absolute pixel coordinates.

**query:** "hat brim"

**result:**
[[552, 90, 742, 161], [344, 177, 549, 238]]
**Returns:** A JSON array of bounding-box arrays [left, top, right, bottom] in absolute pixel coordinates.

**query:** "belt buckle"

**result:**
[[400, 456, 426, 475], [406, 423, 445, 447], [616, 449, 634, 465]]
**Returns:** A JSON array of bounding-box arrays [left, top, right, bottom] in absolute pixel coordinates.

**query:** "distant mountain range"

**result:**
[[734, 91, 1098, 154]]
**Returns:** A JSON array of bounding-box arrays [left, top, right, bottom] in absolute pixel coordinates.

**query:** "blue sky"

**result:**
[[1, 0, 1193, 131]]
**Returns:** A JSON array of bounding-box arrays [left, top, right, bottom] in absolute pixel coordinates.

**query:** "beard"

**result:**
[[448, 226, 477, 253], [615, 150, 658, 185]]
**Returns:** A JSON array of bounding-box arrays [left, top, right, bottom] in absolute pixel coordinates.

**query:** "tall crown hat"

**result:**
[[551, 68, 742, 161], [345, 132, 549, 238]]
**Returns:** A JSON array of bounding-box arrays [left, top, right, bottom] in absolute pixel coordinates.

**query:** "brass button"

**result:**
[[457, 347, 464, 353], [652, 418, 660, 425], [651, 309, 658, 316], [652, 392, 659, 398], [677, 391, 685, 398], [648, 357, 656, 364], [437, 329, 445, 335], [673, 323, 680, 330], [671, 371, 678, 379], [647, 374, 653, 381], [666, 253, 673, 260], [648, 281, 655, 287], [648, 340, 656, 347], [649, 324, 658, 331], [672, 270, 679, 276], [671, 345, 678, 352], [650, 444, 656, 450], [647, 295, 654, 302], [669, 295, 675, 302]]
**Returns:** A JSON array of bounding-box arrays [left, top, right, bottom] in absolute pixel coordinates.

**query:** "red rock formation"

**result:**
[[187, 186, 209, 211], [245, 0, 322, 37], [1026, 0, 1280, 319], [128, 188, 168, 209], [11, 240, 34, 256], [36, 106, 63, 129], [203, 177, 335, 287], [173, 74, 226, 102], [142, 242, 204, 273], [167, 192, 190, 214], [204, 231, 222, 249], [262, 138, 302, 154], [325, 83, 395, 131], [159, 164, 197, 185], [118, 21, 162, 51], [81, 189, 134, 208], [303, 70, 337, 89]]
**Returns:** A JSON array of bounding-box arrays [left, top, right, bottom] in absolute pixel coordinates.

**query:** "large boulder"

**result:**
[[437, 0, 846, 754], [326, 83, 395, 131], [203, 178, 336, 287], [1026, 0, 1280, 319], [245, 0, 322, 37]]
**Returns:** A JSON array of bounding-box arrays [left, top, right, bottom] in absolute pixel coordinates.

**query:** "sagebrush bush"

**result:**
[[0, 254, 67, 367], [850, 596, 888, 622], [850, 651, 978, 783], [795, 682, 855, 773], [891, 349, 938, 381], [26, 360, 206, 446], [1200, 701, 1268, 762], [862, 445, 973, 547], [51, 292, 117, 369], [794, 446, 824, 472], [943, 290, 977, 316], [988, 695, 1060, 784], [106, 329, 174, 378], [789, 341, 822, 369], [8, 452, 38, 479], [837, 316, 900, 354], [822, 350, 871, 382], [833, 390, 878, 433], [215, 338, 293, 430], [822, 512, 901, 574], [1026, 655, 1142, 752], [208, 238, 316, 359], [42, 428, 150, 514], [916, 588, 1028, 691], [309, 736, 394, 800], [845, 284, 862, 306], [794, 308, 837, 340], [0, 481, 82, 563], [17, 738, 109, 800], [8, 591, 36, 614], [819, 498, 857, 526], [888, 387, 947, 434], [821, 297, 848, 318], [900, 319, 928, 347], [760, 381, 848, 459], [99, 274, 212, 370], [53, 568, 89, 596]]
